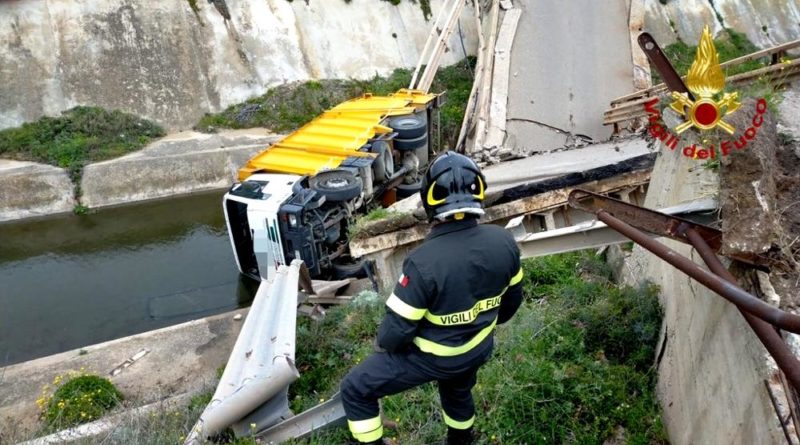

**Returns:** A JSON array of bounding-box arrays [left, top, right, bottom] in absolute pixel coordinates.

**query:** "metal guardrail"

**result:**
[[604, 39, 800, 129], [185, 261, 306, 444]]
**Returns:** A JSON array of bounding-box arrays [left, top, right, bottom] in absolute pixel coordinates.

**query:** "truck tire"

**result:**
[[394, 133, 428, 152], [396, 179, 423, 199], [371, 141, 395, 182], [388, 115, 427, 139], [332, 260, 368, 279], [310, 169, 362, 202]]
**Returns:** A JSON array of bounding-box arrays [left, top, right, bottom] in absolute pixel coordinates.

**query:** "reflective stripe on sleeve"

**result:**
[[348, 417, 383, 443], [413, 318, 498, 356], [386, 293, 427, 321], [443, 411, 475, 430], [509, 267, 524, 286]]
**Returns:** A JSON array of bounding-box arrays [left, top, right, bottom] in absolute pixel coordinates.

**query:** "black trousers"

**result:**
[[340, 342, 492, 442]]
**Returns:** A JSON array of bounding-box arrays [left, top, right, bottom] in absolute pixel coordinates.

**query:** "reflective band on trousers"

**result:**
[[424, 267, 524, 326], [413, 318, 498, 356], [348, 417, 383, 443], [443, 411, 475, 430], [386, 293, 426, 321]]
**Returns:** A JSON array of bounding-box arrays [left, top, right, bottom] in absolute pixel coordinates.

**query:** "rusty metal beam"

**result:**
[[685, 228, 800, 392], [589, 208, 800, 334]]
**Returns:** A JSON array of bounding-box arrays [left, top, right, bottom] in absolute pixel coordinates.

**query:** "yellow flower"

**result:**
[[81, 412, 86, 417], [250, 423, 257, 430], [179, 436, 185, 441]]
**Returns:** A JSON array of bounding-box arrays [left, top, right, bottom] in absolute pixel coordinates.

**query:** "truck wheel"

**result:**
[[396, 179, 423, 199], [388, 115, 427, 139], [310, 169, 362, 202], [332, 260, 367, 279], [371, 141, 395, 182], [394, 133, 428, 152]]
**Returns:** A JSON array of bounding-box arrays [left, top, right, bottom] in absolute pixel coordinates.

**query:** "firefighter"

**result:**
[[340, 152, 524, 445]]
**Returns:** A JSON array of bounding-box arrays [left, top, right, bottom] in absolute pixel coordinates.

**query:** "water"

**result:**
[[0, 190, 258, 367]]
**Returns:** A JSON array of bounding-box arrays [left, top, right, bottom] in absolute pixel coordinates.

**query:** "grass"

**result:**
[[285, 251, 666, 444], [654, 28, 763, 85], [12, 252, 665, 444], [347, 208, 413, 239], [0, 106, 165, 198], [195, 57, 476, 152]]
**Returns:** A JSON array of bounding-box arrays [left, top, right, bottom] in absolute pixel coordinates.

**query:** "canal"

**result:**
[[0, 190, 258, 367]]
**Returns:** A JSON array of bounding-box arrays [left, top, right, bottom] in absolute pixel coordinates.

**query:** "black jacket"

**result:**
[[377, 217, 523, 359]]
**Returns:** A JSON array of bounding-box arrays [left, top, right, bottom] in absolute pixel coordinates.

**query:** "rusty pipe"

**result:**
[[685, 228, 800, 391], [596, 210, 800, 333]]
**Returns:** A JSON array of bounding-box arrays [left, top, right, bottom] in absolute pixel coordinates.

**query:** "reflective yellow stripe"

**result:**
[[348, 417, 383, 443], [413, 318, 497, 356], [424, 268, 522, 326], [443, 411, 475, 429], [424, 295, 502, 326], [386, 293, 426, 321], [509, 267, 524, 286]]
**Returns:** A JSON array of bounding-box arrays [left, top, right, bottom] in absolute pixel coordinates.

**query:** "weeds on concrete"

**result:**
[[0, 106, 165, 199], [39, 373, 123, 429], [195, 57, 476, 152]]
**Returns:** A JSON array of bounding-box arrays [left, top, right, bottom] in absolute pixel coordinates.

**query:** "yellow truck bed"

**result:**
[[237, 89, 438, 181]]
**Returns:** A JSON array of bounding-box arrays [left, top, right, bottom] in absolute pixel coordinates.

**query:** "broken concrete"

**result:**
[[0, 308, 248, 437], [0, 160, 75, 222], [719, 98, 780, 258], [80, 130, 279, 209]]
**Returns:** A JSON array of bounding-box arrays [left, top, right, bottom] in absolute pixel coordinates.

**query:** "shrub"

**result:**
[[0, 106, 164, 196], [39, 373, 124, 428], [195, 57, 476, 153]]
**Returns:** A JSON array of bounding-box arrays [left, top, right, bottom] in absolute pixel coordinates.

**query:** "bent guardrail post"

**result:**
[[185, 260, 306, 444]]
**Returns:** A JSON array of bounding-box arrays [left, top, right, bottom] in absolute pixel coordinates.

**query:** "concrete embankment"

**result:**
[[0, 308, 248, 436], [0, 160, 75, 221], [80, 130, 279, 209], [0, 129, 279, 222], [611, 91, 800, 444]]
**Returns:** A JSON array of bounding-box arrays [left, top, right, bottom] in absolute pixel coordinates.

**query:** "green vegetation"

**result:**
[[195, 57, 476, 152], [654, 28, 762, 85], [0, 106, 165, 197], [284, 251, 666, 444], [38, 373, 123, 429], [10, 252, 664, 444]]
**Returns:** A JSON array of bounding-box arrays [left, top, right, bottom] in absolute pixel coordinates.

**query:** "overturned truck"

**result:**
[[223, 89, 442, 281]]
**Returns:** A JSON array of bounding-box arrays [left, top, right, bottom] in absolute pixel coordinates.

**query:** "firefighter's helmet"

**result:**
[[420, 151, 486, 221]]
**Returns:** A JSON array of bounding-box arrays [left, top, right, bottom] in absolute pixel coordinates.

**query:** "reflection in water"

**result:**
[[0, 191, 258, 366]]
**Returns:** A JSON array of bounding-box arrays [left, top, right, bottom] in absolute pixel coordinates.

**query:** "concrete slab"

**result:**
[[390, 138, 654, 214], [0, 160, 75, 222], [80, 130, 280, 209], [0, 308, 248, 435], [505, 0, 635, 152], [483, 137, 655, 190]]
